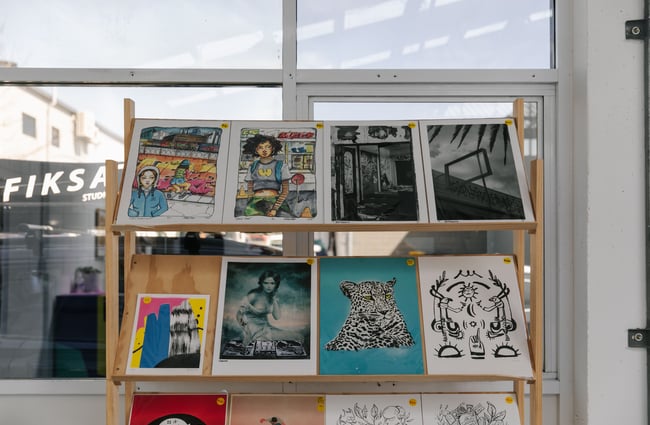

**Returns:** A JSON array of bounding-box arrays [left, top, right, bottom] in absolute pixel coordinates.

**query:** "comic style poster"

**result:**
[[126, 293, 209, 375], [229, 394, 325, 425], [418, 118, 534, 222], [325, 394, 424, 425], [421, 393, 520, 425], [323, 121, 429, 224], [318, 257, 424, 375], [129, 393, 228, 425], [222, 121, 324, 223], [116, 119, 230, 225], [417, 255, 533, 378], [212, 257, 318, 376]]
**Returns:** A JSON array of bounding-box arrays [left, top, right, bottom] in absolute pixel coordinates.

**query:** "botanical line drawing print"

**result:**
[[435, 401, 508, 425], [325, 278, 415, 351], [337, 403, 413, 425]]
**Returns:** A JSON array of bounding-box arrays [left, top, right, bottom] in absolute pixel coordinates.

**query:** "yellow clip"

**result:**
[[406, 259, 415, 266], [505, 119, 513, 125], [316, 122, 324, 129], [505, 396, 514, 404], [408, 122, 416, 128], [221, 122, 229, 128], [503, 257, 512, 264], [307, 258, 315, 265]]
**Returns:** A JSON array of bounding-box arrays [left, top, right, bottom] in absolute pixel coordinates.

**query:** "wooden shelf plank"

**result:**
[[110, 221, 538, 234]]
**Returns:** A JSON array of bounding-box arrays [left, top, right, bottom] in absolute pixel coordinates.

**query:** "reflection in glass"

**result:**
[[0, 86, 282, 164], [0, 85, 282, 378], [298, 0, 553, 69], [1, 1, 282, 68]]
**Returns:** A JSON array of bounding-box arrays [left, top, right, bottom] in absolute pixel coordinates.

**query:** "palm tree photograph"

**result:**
[[421, 119, 533, 222]]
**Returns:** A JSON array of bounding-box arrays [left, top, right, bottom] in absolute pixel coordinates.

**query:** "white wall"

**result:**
[[571, 0, 647, 424]]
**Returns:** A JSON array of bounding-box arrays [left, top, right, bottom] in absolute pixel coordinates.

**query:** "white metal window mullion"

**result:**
[[281, 0, 312, 257]]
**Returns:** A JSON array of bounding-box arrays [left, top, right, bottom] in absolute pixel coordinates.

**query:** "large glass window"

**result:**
[[0, 86, 282, 378], [1, 1, 283, 68], [311, 99, 547, 371], [0, 0, 557, 392], [298, 0, 554, 69]]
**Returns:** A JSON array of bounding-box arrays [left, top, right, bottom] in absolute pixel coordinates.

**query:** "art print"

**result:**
[[319, 257, 424, 375], [421, 393, 520, 425], [126, 294, 209, 375], [417, 255, 532, 378], [323, 121, 429, 223], [418, 118, 534, 222], [129, 393, 228, 425], [222, 121, 323, 223], [213, 257, 317, 375], [116, 119, 230, 225], [229, 394, 325, 425], [325, 394, 423, 425]]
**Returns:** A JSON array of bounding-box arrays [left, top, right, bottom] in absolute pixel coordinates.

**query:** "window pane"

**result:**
[[1, 86, 282, 163], [22, 113, 36, 137], [313, 100, 540, 335], [298, 0, 553, 69], [313, 100, 539, 258], [2, 1, 282, 68], [0, 86, 282, 378]]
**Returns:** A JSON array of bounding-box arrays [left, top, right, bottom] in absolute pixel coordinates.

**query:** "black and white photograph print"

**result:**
[[324, 121, 429, 224], [417, 255, 533, 379], [212, 256, 318, 376], [418, 118, 534, 222]]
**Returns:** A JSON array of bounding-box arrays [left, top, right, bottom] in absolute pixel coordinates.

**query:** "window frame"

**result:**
[[0, 0, 561, 397]]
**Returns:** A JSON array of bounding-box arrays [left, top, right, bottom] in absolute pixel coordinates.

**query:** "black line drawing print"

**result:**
[[429, 268, 521, 359], [478, 271, 517, 341], [325, 278, 415, 351], [436, 401, 508, 425], [337, 402, 413, 425]]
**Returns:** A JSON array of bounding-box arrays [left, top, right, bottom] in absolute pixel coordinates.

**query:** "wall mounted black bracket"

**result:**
[[626, 19, 648, 40]]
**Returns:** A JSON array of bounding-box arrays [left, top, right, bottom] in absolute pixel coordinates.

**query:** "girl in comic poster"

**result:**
[[243, 134, 293, 217], [128, 165, 168, 217]]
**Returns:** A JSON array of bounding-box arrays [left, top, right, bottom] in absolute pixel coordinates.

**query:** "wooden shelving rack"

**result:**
[[104, 98, 543, 425]]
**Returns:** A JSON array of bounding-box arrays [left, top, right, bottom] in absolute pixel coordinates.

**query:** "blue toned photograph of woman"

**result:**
[[218, 261, 314, 361], [236, 270, 289, 346], [242, 134, 293, 217], [128, 165, 169, 217]]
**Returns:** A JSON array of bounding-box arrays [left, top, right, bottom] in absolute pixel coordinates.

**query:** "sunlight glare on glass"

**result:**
[[298, 0, 553, 69]]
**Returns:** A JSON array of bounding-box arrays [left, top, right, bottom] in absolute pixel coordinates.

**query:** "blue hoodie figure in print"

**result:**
[[128, 165, 169, 217]]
